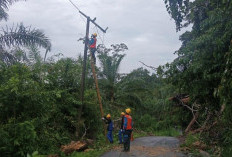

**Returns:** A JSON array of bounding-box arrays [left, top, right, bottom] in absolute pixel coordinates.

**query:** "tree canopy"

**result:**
[[162, 0, 232, 154]]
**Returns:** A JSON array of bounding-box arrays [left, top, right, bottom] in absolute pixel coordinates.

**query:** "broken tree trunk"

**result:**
[[171, 95, 200, 134], [61, 141, 88, 155], [185, 112, 199, 133]]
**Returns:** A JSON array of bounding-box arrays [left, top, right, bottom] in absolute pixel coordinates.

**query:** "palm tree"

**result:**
[[97, 44, 127, 103], [1, 0, 25, 21], [0, 0, 51, 65], [116, 68, 155, 109]]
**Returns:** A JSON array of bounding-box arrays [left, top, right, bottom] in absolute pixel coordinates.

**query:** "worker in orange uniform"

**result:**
[[89, 33, 97, 64], [118, 112, 125, 144], [123, 108, 133, 151]]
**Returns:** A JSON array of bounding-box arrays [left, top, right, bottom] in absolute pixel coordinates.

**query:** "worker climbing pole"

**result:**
[[74, 7, 108, 136], [89, 33, 97, 64]]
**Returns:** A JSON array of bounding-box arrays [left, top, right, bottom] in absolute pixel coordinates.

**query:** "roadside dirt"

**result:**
[[101, 136, 186, 157]]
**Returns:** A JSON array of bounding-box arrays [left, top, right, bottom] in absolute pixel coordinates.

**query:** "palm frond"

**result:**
[[0, 23, 51, 52], [12, 48, 29, 63], [0, 48, 17, 66], [98, 44, 126, 84], [0, 6, 8, 21], [0, 0, 26, 21]]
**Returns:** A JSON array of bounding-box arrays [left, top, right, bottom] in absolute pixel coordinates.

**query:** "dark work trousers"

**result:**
[[123, 130, 132, 151], [107, 130, 113, 143], [118, 129, 124, 144], [90, 48, 96, 64]]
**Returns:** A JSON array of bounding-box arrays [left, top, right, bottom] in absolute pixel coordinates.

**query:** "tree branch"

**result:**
[[139, 61, 157, 71]]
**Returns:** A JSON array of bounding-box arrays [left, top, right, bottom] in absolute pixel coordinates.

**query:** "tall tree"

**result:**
[[97, 43, 127, 103]]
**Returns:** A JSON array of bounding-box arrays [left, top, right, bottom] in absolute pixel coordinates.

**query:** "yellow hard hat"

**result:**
[[121, 112, 125, 115], [106, 114, 111, 118], [125, 108, 131, 114], [93, 33, 97, 37]]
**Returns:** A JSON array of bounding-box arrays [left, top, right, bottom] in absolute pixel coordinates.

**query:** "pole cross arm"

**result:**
[[90, 19, 108, 33], [79, 11, 108, 33], [105, 27, 109, 32], [79, 11, 88, 19]]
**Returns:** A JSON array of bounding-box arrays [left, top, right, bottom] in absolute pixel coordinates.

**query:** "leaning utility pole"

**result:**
[[78, 10, 108, 136]]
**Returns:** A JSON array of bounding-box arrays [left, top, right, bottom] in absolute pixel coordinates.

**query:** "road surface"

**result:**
[[101, 136, 186, 157]]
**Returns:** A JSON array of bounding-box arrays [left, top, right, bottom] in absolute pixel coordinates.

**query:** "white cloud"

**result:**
[[3, 0, 182, 73]]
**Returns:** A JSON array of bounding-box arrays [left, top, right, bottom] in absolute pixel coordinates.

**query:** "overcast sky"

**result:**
[[3, 0, 183, 73]]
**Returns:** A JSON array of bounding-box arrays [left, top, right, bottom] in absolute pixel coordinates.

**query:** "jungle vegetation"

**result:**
[[0, 0, 232, 156]]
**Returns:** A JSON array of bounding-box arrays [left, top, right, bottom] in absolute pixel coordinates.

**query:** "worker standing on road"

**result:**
[[89, 33, 97, 64], [123, 108, 133, 152], [118, 112, 125, 144], [102, 114, 114, 143]]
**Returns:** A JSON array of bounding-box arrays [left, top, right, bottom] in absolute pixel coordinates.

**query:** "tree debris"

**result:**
[[61, 141, 88, 154]]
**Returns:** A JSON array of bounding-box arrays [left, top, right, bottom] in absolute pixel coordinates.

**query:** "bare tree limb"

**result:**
[[81, 123, 89, 140], [176, 97, 198, 113], [139, 61, 157, 71], [191, 104, 226, 134]]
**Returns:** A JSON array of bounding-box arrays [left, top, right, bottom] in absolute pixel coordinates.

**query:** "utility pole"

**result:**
[[80, 15, 90, 107], [78, 10, 108, 137]]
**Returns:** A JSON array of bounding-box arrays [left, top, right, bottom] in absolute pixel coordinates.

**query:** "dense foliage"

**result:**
[[163, 0, 232, 155], [0, 54, 104, 156], [0, 45, 180, 156], [1, 0, 232, 156]]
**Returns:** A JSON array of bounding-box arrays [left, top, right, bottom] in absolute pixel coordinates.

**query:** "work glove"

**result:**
[[101, 117, 105, 120]]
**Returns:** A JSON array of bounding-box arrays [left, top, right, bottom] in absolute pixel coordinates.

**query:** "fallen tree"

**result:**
[[61, 139, 94, 155]]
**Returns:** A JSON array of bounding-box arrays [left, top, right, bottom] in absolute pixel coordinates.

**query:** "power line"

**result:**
[[67, 0, 108, 33], [68, 0, 80, 11], [67, 0, 86, 27]]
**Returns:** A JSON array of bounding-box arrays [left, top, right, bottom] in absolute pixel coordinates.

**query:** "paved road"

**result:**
[[101, 136, 186, 157]]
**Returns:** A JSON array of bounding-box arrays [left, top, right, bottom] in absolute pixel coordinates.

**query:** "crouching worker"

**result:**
[[118, 112, 125, 144], [123, 108, 133, 152], [102, 114, 114, 143]]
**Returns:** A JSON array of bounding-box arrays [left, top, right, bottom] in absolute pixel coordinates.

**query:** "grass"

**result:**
[[133, 130, 148, 138], [154, 128, 182, 137], [180, 133, 203, 156]]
